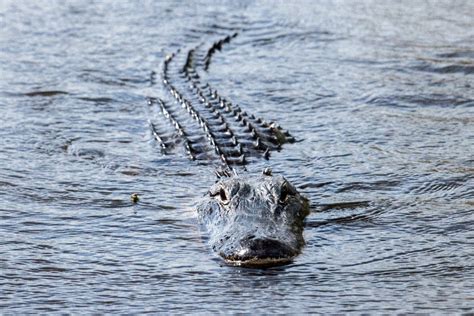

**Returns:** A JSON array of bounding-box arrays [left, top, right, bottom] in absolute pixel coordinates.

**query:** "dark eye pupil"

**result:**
[[220, 188, 227, 201]]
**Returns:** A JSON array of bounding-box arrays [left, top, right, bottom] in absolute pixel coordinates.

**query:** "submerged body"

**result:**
[[196, 169, 309, 266]]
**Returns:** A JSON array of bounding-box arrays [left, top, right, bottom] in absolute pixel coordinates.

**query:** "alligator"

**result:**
[[147, 32, 309, 267]]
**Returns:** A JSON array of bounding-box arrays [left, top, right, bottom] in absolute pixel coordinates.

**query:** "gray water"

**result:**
[[1, 0, 473, 314]]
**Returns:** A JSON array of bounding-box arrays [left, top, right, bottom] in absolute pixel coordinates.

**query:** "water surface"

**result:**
[[1, 0, 473, 313]]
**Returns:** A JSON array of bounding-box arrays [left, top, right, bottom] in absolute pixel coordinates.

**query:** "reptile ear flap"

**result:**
[[262, 167, 272, 176]]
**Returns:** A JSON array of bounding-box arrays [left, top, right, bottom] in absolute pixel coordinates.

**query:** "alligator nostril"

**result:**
[[247, 235, 256, 240], [219, 188, 227, 201]]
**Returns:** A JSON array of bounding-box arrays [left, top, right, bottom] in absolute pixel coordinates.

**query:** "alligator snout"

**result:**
[[223, 237, 297, 266]]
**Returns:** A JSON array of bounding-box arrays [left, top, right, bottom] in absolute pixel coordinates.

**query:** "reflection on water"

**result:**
[[1, 0, 473, 313]]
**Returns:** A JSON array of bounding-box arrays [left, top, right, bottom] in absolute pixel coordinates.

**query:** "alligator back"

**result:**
[[147, 32, 294, 168]]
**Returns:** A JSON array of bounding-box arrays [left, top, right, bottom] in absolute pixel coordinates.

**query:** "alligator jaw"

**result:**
[[224, 256, 295, 268]]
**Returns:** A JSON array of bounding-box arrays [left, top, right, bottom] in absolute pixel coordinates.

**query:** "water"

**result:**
[[1, 0, 473, 313]]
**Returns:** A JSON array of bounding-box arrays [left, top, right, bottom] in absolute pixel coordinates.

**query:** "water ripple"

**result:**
[[1, 0, 473, 314]]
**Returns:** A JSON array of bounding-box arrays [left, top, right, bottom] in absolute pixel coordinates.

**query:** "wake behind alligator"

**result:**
[[147, 32, 309, 267]]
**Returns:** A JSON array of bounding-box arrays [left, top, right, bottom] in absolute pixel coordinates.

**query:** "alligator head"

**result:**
[[196, 168, 309, 267]]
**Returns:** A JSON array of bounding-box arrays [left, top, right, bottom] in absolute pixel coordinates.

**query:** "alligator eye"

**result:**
[[279, 190, 288, 204], [210, 187, 229, 204], [219, 188, 228, 202], [278, 184, 294, 204]]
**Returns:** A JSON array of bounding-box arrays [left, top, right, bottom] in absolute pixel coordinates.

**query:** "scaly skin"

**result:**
[[196, 169, 309, 267]]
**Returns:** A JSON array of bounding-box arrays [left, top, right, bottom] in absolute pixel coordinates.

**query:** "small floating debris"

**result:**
[[130, 193, 140, 204]]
